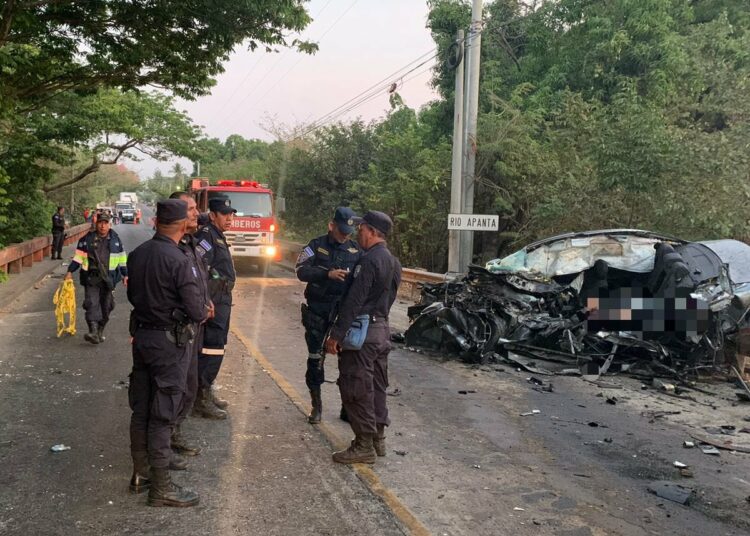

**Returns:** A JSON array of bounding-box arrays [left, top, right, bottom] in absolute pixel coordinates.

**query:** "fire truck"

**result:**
[[188, 178, 281, 273]]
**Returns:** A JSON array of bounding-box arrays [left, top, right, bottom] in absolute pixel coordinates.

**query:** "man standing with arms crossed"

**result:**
[[127, 199, 209, 507], [325, 211, 401, 464], [192, 197, 236, 419], [296, 207, 361, 424]]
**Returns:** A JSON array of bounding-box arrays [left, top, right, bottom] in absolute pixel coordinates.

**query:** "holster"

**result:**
[[129, 312, 137, 337], [301, 303, 328, 333]]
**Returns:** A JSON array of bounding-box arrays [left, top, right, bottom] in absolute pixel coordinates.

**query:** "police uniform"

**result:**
[[172, 232, 211, 453], [51, 209, 65, 260], [66, 213, 127, 344], [329, 211, 401, 464], [296, 207, 361, 423], [193, 197, 236, 418], [127, 199, 208, 507]]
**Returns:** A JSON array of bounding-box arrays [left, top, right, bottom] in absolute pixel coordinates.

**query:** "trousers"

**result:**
[[83, 283, 114, 325], [177, 324, 203, 425], [129, 329, 190, 469], [337, 321, 391, 436], [52, 230, 64, 258], [302, 302, 334, 390], [198, 291, 231, 388]]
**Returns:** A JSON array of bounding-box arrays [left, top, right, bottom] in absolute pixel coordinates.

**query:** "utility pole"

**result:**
[[448, 29, 465, 274], [459, 0, 483, 271]]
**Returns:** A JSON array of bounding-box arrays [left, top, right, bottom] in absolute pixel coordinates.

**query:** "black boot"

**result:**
[[210, 385, 229, 410], [308, 389, 322, 424], [374, 424, 386, 457], [97, 322, 106, 342], [84, 322, 100, 344], [147, 467, 200, 508], [169, 453, 188, 471], [340, 405, 349, 422], [171, 424, 202, 456], [192, 387, 227, 420], [129, 451, 151, 494]]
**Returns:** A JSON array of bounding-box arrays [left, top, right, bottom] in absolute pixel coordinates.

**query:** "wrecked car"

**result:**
[[404, 230, 750, 378]]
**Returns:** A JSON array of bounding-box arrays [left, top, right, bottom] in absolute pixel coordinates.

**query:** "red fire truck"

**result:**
[[188, 178, 281, 273]]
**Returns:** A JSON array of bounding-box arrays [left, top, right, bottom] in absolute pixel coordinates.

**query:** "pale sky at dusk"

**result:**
[[136, 0, 439, 179]]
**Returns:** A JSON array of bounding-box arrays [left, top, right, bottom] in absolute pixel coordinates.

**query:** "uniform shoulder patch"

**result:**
[[199, 239, 212, 252], [316, 247, 329, 256], [353, 264, 362, 278], [191, 266, 198, 278], [297, 246, 314, 264]]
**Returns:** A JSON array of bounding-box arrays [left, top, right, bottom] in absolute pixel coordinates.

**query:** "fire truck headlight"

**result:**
[[270, 224, 276, 232], [264, 246, 277, 257]]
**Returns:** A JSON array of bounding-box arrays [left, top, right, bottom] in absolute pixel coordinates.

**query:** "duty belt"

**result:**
[[135, 323, 174, 331]]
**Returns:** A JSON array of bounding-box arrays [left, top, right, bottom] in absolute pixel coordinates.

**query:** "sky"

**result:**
[[134, 0, 439, 179]]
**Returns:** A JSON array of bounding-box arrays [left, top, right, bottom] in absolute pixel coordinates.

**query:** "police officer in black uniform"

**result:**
[[296, 207, 362, 424], [169, 191, 212, 456], [192, 197, 236, 419], [325, 211, 401, 464], [127, 199, 209, 507], [51, 206, 66, 260]]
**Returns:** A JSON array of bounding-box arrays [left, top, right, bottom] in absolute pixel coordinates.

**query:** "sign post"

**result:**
[[447, 214, 499, 232]]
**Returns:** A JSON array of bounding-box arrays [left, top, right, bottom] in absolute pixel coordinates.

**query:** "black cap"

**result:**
[[156, 199, 188, 224], [354, 210, 392, 236], [333, 206, 357, 234], [208, 197, 237, 214]]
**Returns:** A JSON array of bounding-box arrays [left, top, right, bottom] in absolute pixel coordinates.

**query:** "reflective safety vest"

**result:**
[[68, 230, 128, 286]]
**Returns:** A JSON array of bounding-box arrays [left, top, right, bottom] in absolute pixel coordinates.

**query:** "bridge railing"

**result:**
[[0, 223, 90, 275], [276, 238, 455, 299]]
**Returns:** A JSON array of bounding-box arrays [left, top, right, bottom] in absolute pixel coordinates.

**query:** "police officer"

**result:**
[[127, 199, 209, 507], [325, 211, 401, 464], [51, 206, 66, 260], [296, 207, 361, 424], [65, 211, 127, 344], [192, 197, 236, 419], [168, 191, 213, 456]]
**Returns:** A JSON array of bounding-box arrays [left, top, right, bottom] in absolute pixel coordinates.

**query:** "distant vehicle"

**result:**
[[188, 178, 282, 275], [115, 202, 136, 223], [119, 192, 138, 205]]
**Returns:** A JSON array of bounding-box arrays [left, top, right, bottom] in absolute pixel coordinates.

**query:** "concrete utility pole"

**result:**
[[459, 0, 483, 271], [448, 29, 465, 274]]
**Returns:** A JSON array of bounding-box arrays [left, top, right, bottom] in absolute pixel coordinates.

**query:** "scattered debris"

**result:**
[[647, 480, 694, 505], [683, 441, 695, 448], [513, 507, 525, 512], [673, 461, 688, 468], [606, 396, 617, 405], [472, 464, 481, 469], [386, 388, 402, 397], [458, 390, 477, 395], [679, 468, 694, 478], [520, 409, 541, 416], [402, 231, 750, 385], [700, 445, 721, 456], [50, 444, 71, 452], [394, 450, 408, 456]]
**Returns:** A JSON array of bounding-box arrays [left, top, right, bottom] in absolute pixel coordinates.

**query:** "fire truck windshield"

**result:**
[[209, 191, 273, 217]]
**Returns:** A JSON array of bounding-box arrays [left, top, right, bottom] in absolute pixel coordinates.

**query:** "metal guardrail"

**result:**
[[276, 238, 455, 298], [0, 223, 90, 275]]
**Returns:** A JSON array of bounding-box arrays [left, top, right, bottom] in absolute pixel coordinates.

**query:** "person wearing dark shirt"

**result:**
[[168, 191, 213, 457], [126, 199, 209, 507], [192, 196, 237, 419], [296, 207, 362, 424], [325, 211, 402, 464], [64, 212, 127, 343], [51, 206, 66, 260]]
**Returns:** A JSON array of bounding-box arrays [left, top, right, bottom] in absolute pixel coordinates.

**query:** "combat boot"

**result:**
[[210, 385, 229, 410], [339, 405, 349, 422], [169, 453, 188, 471], [332, 434, 377, 464], [171, 424, 202, 456], [83, 322, 100, 344], [308, 389, 322, 424], [97, 322, 106, 342], [129, 451, 151, 494], [374, 424, 386, 457], [147, 467, 199, 508], [192, 387, 227, 420]]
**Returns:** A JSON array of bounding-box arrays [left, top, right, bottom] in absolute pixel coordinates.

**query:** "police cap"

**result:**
[[208, 197, 237, 215], [333, 206, 357, 234], [156, 199, 188, 223], [354, 210, 392, 236]]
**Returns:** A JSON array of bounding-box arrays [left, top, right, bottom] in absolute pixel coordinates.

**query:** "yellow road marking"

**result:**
[[231, 326, 432, 536]]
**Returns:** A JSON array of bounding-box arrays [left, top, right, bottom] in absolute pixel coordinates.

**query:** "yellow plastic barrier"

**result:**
[[53, 279, 76, 337]]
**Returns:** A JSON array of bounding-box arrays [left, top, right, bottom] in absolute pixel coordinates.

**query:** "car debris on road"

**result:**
[[402, 230, 750, 387]]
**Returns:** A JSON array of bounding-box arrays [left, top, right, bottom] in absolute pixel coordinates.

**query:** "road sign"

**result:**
[[447, 214, 498, 231]]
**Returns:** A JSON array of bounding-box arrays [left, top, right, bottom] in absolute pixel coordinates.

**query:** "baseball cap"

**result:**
[[96, 211, 111, 222], [333, 207, 357, 234], [208, 197, 237, 215], [353, 210, 392, 236]]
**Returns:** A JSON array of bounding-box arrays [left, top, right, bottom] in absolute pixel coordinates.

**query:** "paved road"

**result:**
[[0, 219, 748, 535]]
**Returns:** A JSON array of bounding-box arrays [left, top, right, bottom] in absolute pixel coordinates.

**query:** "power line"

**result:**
[[223, 0, 360, 132]]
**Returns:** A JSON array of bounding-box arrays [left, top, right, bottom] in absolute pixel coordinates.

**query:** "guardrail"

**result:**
[[276, 238, 455, 299], [0, 223, 90, 275]]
